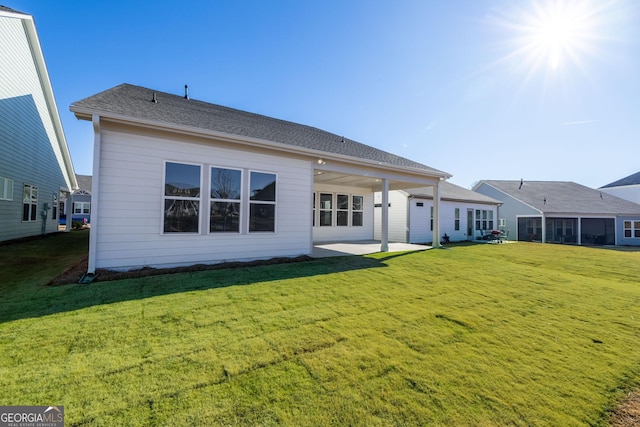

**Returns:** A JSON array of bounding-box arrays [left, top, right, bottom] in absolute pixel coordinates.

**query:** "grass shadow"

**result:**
[[0, 232, 419, 323]]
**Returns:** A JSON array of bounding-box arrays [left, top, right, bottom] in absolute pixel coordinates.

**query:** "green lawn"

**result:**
[[1, 232, 639, 426]]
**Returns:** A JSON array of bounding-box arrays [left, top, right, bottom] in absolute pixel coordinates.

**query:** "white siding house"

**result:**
[[71, 84, 451, 273], [600, 172, 640, 205], [0, 6, 77, 242], [374, 181, 502, 244], [474, 180, 640, 246]]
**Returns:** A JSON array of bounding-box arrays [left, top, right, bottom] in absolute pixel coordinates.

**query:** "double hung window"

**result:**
[[22, 184, 37, 222], [249, 171, 276, 232], [164, 162, 201, 233], [352, 196, 363, 226], [163, 163, 277, 234], [0, 177, 13, 201], [73, 202, 90, 214], [624, 221, 640, 238], [319, 193, 332, 226], [337, 194, 349, 226], [317, 193, 363, 227], [210, 167, 241, 232]]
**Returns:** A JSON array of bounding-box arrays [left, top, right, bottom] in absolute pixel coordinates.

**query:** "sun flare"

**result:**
[[488, 0, 616, 76], [526, 1, 592, 69]]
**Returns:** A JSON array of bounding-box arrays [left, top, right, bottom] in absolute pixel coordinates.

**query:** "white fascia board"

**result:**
[[71, 107, 451, 182], [23, 14, 78, 190]]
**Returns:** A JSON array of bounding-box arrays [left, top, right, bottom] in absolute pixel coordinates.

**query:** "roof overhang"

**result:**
[[8, 9, 78, 191], [72, 107, 451, 187]]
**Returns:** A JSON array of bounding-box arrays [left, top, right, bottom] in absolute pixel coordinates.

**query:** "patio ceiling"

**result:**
[[314, 170, 437, 191]]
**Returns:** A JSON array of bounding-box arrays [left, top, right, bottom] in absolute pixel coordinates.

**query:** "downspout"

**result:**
[[381, 178, 389, 252], [81, 114, 101, 282], [406, 196, 411, 244], [309, 166, 315, 256], [432, 180, 441, 247]]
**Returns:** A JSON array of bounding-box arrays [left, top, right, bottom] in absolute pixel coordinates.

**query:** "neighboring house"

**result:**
[[373, 180, 502, 243], [70, 84, 451, 273], [600, 172, 640, 205], [0, 6, 77, 242], [60, 174, 92, 225], [473, 180, 640, 246]]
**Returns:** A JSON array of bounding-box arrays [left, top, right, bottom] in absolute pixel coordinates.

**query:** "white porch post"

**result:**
[[541, 215, 546, 243], [381, 178, 389, 252], [577, 217, 582, 245], [432, 180, 441, 247]]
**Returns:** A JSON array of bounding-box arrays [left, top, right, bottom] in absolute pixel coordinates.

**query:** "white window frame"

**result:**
[[430, 206, 434, 231], [319, 193, 333, 227], [0, 177, 13, 201], [624, 220, 640, 239], [22, 184, 38, 222], [209, 166, 243, 233], [248, 170, 277, 233], [336, 194, 349, 227], [162, 161, 202, 234], [352, 195, 364, 227], [454, 208, 460, 231], [73, 202, 91, 215]]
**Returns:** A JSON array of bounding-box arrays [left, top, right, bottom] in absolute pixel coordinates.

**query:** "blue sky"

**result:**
[[10, 0, 640, 189]]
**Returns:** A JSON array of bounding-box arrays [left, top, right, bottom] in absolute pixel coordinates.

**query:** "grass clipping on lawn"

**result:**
[[2, 234, 640, 426]]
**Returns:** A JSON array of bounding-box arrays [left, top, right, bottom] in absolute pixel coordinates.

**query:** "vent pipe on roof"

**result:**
[[151, 92, 157, 103], [184, 85, 189, 100]]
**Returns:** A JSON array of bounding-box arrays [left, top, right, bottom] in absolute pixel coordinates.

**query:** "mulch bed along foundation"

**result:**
[[48, 254, 314, 286]]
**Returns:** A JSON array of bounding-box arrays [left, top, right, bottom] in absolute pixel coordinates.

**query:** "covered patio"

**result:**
[[312, 163, 448, 253]]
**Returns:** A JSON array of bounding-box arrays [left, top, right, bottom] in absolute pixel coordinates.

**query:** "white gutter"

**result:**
[[22, 14, 78, 191]]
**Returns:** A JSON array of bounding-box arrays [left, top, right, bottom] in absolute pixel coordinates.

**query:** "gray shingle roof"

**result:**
[[406, 181, 502, 204], [71, 83, 449, 176], [0, 5, 23, 13], [601, 171, 640, 188], [75, 174, 92, 192], [480, 180, 640, 215]]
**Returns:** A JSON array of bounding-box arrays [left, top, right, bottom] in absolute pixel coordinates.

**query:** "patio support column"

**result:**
[[381, 178, 389, 252], [541, 214, 546, 243], [432, 180, 441, 247], [577, 217, 582, 245]]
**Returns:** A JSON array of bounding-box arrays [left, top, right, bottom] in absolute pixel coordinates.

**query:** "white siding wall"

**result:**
[[313, 183, 374, 242], [373, 191, 408, 242], [601, 186, 640, 205], [0, 15, 69, 241], [95, 128, 313, 270], [375, 191, 500, 243], [410, 200, 498, 243]]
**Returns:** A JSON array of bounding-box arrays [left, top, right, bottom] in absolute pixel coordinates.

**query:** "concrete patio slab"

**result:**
[[312, 240, 431, 258]]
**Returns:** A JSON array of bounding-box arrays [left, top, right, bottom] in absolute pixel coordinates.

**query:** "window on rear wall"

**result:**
[[352, 195, 363, 226], [210, 167, 241, 233], [454, 208, 460, 231], [249, 171, 276, 232], [319, 193, 332, 226], [163, 162, 201, 233], [337, 194, 349, 226]]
